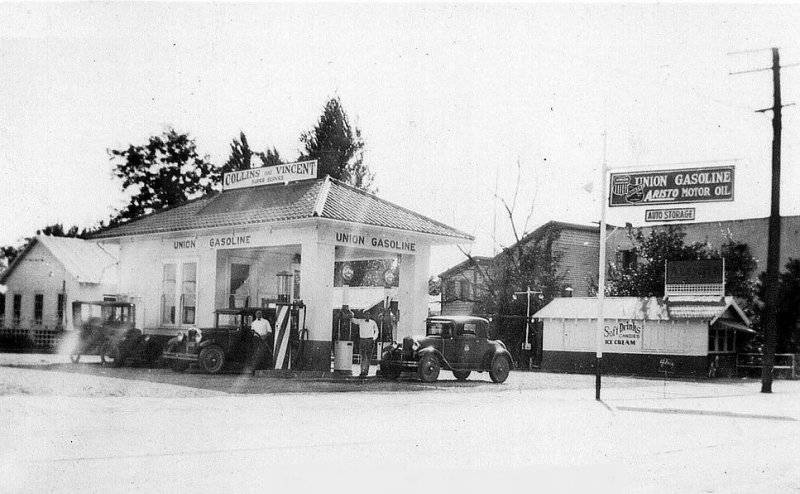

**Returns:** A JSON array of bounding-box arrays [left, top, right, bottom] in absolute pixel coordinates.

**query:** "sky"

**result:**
[[2, 3, 800, 275]]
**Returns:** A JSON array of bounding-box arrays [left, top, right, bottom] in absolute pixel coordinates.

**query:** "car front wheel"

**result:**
[[417, 354, 440, 383], [199, 346, 225, 374], [489, 355, 511, 383]]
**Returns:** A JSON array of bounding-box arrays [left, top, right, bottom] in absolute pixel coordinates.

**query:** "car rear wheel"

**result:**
[[199, 346, 225, 374], [489, 355, 511, 383], [452, 370, 471, 381], [417, 354, 440, 383]]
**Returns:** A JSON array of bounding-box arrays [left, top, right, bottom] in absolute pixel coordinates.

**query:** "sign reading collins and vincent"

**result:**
[[609, 165, 734, 207]]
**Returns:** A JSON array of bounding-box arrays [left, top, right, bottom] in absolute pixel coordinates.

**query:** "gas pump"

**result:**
[[333, 263, 355, 374], [271, 271, 306, 370]]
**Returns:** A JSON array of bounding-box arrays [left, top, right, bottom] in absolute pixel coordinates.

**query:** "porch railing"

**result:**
[[736, 353, 797, 379]]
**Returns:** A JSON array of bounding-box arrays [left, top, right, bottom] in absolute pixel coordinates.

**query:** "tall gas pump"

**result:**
[[333, 263, 355, 374], [272, 271, 306, 370]]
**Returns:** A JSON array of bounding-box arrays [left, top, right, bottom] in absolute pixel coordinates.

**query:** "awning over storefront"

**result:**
[[714, 319, 756, 333]]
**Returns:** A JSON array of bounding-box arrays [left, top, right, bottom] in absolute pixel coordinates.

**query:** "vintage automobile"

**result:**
[[162, 308, 273, 374], [379, 316, 513, 383], [68, 301, 141, 366]]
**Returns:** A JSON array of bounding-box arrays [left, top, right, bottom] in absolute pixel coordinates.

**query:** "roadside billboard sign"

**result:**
[[609, 165, 734, 207], [222, 160, 318, 190]]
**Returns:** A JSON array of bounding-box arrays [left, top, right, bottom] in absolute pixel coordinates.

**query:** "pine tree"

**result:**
[[221, 132, 255, 174], [299, 97, 375, 191]]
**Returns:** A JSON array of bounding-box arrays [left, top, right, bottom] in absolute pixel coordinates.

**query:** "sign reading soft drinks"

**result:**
[[609, 165, 734, 207], [603, 320, 643, 351], [222, 160, 318, 190]]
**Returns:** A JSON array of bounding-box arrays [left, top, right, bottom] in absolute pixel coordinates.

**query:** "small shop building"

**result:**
[[5, 164, 470, 370], [0, 236, 119, 348], [532, 260, 754, 378]]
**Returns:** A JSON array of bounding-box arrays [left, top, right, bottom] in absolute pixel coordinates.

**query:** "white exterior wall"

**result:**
[[1, 242, 111, 330], [542, 318, 709, 357], [397, 244, 430, 340]]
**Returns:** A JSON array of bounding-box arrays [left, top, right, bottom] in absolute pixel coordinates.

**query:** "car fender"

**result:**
[[417, 347, 452, 370], [197, 340, 218, 350], [482, 347, 514, 370], [165, 336, 181, 349]]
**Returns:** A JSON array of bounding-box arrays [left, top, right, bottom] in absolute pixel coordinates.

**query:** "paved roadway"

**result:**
[[1, 354, 799, 493]]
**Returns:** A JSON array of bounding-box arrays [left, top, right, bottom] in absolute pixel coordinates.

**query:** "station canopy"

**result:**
[[91, 176, 472, 242]]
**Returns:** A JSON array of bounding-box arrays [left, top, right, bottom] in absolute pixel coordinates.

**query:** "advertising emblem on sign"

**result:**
[[609, 165, 734, 207]]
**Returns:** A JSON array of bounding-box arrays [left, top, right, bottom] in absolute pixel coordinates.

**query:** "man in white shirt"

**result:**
[[352, 312, 378, 377], [251, 310, 273, 368], [251, 310, 272, 338]]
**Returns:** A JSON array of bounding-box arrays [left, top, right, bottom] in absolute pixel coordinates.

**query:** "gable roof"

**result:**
[[90, 177, 472, 241], [0, 236, 118, 285], [532, 295, 749, 324], [438, 256, 492, 278]]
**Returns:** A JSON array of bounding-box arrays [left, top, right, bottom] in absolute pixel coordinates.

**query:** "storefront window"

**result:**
[[34, 294, 43, 326], [709, 328, 735, 353], [181, 262, 197, 325], [162, 263, 177, 324]]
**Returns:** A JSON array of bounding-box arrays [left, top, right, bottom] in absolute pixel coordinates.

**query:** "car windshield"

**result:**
[[427, 321, 454, 337], [217, 313, 241, 328]]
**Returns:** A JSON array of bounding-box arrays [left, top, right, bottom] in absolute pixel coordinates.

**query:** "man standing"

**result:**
[[251, 310, 273, 368], [352, 312, 378, 377]]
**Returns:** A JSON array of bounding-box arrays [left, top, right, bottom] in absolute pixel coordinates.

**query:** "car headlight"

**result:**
[[411, 340, 420, 352], [195, 329, 202, 341], [177, 332, 185, 342]]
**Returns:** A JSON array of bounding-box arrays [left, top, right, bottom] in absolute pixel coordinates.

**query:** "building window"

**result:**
[[709, 327, 735, 353], [57, 293, 65, 328], [162, 263, 177, 324], [0, 293, 5, 327], [458, 280, 471, 300], [34, 294, 43, 326], [181, 262, 197, 325], [445, 280, 456, 302], [293, 269, 301, 300], [13, 294, 21, 326]]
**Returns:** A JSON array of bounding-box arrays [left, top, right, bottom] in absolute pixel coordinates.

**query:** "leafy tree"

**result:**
[[757, 259, 800, 352], [299, 97, 375, 191], [108, 129, 219, 223], [607, 226, 757, 304], [37, 223, 81, 238], [1, 245, 20, 267]]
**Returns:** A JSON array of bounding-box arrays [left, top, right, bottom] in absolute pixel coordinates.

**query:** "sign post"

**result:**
[[596, 138, 608, 401]]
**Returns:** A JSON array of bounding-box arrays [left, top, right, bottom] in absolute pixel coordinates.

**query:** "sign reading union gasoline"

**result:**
[[222, 160, 318, 190], [609, 165, 734, 207]]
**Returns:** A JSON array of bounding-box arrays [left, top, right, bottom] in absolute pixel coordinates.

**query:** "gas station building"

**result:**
[[87, 170, 471, 371]]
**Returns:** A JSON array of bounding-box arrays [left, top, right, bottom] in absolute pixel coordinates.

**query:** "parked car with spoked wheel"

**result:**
[[379, 316, 513, 383], [162, 308, 273, 374]]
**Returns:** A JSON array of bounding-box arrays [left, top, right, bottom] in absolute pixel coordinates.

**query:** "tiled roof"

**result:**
[[91, 177, 472, 241]]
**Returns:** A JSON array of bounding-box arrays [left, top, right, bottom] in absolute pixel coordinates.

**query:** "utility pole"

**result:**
[[729, 47, 794, 393], [761, 48, 783, 393]]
